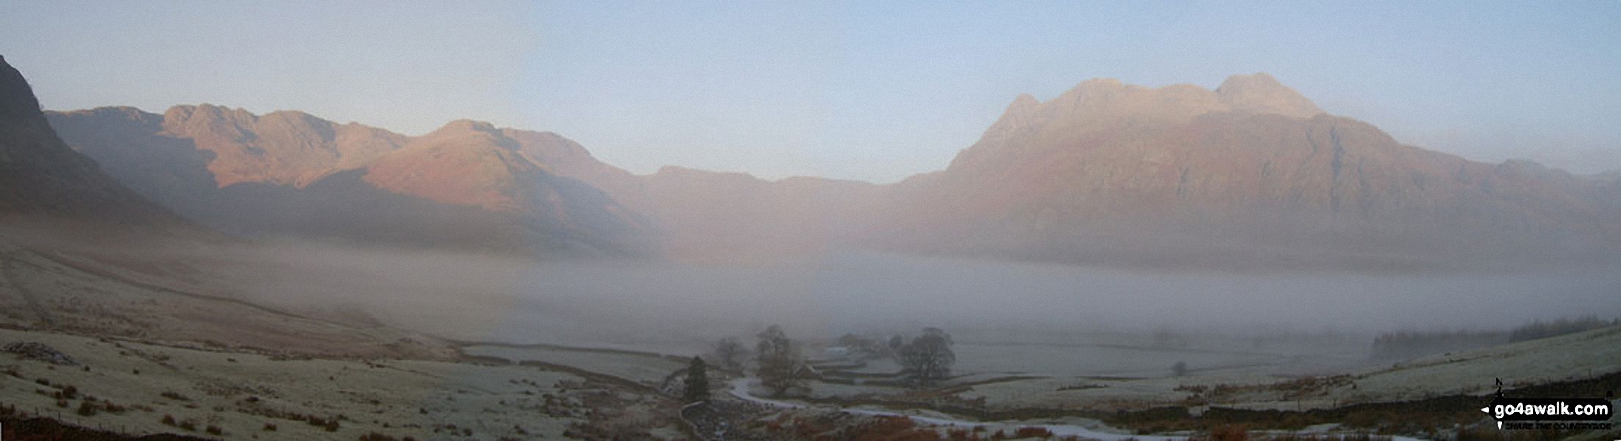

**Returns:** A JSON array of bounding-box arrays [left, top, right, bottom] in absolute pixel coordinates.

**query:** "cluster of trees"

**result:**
[[686, 326, 804, 402], [754, 325, 806, 396], [701, 325, 959, 396], [706, 325, 813, 397], [834, 328, 958, 386], [894, 327, 955, 386]]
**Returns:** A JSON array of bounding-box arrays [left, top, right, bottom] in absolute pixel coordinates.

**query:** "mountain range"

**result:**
[[20, 58, 1621, 269], [46, 106, 652, 256]]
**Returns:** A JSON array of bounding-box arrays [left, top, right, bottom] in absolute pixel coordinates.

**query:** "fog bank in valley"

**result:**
[[149, 239, 1621, 353]]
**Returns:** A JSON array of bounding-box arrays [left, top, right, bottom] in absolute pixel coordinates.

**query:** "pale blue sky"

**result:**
[[3, 1, 1618, 182]]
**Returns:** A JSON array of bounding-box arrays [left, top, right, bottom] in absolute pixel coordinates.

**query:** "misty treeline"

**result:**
[[1370, 315, 1615, 360], [707, 325, 958, 396], [829, 328, 954, 378], [1507, 316, 1616, 342]]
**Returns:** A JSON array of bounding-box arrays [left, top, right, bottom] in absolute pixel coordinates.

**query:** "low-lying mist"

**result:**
[[129, 238, 1621, 356], [8, 219, 1619, 376]]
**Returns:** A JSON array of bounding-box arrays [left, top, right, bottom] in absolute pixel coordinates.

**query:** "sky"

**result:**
[[2, 1, 1619, 182]]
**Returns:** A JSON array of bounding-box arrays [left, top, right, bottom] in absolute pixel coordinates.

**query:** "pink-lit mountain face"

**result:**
[[47, 108, 652, 256], [881, 74, 1621, 268]]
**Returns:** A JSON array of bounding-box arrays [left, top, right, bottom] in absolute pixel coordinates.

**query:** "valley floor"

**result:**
[[2, 234, 1619, 440]]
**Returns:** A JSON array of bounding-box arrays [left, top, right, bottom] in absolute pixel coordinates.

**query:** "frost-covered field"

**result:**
[[462, 344, 688, 386], [0, 328, 602, 440], [948, 334, 1371, 378], [810, 325, 1621, 413], [818, 328, 1373, 380]]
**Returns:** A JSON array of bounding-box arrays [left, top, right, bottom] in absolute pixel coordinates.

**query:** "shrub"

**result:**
[[1014, 426, 1054, 438], [178, 419, 197, 431], [205, 425, 223, 435], [306, 414, 343, 431], [161, 414, 176, 426], [1209, 424, 1248, 441], [263, 422, 278, 431], [76, 400, 96, 416], [160, 391, 190, 401]]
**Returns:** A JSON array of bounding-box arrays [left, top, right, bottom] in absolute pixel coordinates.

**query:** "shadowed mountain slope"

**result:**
[[0, 55, 193, 235]]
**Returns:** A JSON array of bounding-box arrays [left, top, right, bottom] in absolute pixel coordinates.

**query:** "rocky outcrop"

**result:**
[[2, 341, 76, 365]]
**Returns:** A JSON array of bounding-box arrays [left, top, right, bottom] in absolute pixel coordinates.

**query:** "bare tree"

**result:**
[[713, 337, 746, 372], [754, 325, 803, 396], [898, 327, 955, 387]]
